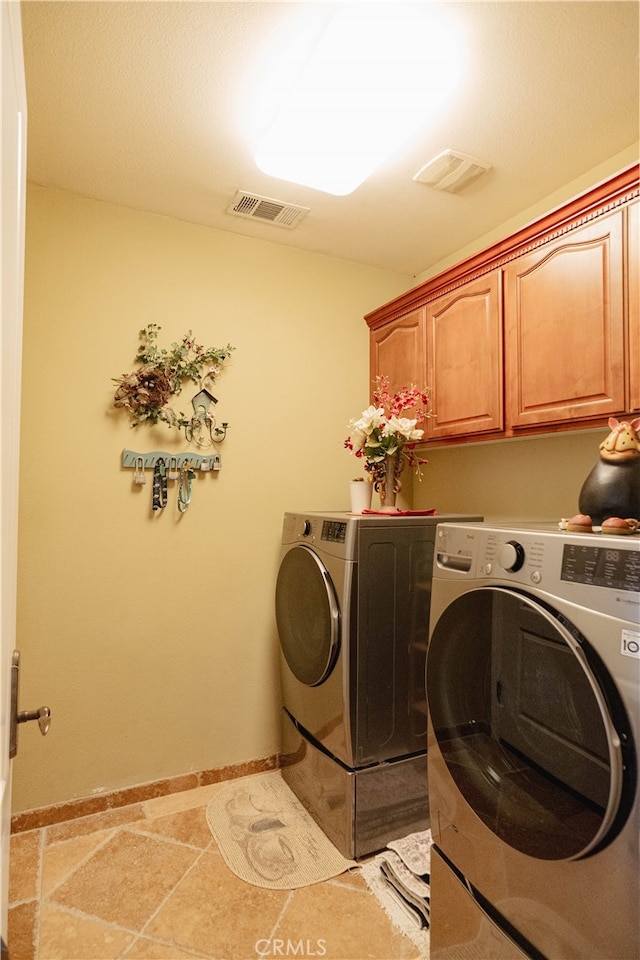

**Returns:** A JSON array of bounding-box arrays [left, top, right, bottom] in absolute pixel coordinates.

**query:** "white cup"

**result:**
[[349, 480, 373, 514]]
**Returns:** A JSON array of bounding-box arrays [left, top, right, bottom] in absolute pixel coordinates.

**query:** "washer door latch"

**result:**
[[9, 650, 51, 759]]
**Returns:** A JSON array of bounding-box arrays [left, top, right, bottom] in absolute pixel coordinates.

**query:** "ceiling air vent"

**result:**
[[226, 191, 310, 229], [413, 150, 491, 193]]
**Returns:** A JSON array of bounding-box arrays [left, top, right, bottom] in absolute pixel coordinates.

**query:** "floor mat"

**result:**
[[206, 772, 357, 889]]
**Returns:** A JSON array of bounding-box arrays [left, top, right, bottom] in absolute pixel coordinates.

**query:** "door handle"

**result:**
[[10, 650, 51, 758], [17, 706, 51, 736]]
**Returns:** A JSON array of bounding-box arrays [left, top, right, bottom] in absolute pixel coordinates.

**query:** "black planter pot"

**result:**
[[578, 459, 640, 525]]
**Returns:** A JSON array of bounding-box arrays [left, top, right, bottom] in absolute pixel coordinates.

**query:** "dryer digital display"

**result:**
[[321, 520, 347, 543]]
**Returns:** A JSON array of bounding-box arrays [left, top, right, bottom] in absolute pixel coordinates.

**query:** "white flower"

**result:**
[[345, 378, 431, 481], [348, 427, 368, 452], [352, 405, 385, 433], [383, 416, 423, 443]]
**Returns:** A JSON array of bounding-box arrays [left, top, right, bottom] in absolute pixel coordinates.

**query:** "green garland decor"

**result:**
[[113, 324, 234, 429]]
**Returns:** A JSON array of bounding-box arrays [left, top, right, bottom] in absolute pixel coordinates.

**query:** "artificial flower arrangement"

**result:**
[[344, 376, 432, 498], [113, 324, 234, 429]]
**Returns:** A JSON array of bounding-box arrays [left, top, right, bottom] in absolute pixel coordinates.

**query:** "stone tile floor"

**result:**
[[8, 775, 420, 960]]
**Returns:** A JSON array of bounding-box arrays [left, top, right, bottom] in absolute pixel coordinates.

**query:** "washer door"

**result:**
[[427, 587, 635, 861], [275, 544, 340, 686]]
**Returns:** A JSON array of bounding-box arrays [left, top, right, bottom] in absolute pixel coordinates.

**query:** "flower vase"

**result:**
[[378, 455, 401, 513]]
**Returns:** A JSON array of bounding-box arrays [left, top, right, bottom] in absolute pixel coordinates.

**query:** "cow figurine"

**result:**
[[578, 417, 640, 525]]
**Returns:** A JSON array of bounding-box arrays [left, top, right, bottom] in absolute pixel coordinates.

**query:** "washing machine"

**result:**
[[276, 510, 481, 859], [426, 521, 639, 959]]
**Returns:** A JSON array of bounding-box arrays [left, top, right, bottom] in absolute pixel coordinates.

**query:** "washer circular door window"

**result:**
[[276, 544, 340, 686], [426, 587, 635, 861]]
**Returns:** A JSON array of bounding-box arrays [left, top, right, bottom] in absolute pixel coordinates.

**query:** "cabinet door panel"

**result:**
[[426, 270, 503, 440], [628, 200, 639, 412], [505, 212, 625, 427], [370, 307, 426, 400]]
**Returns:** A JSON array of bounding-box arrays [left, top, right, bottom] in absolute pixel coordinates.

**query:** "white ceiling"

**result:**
[[20, 1, 639, 277]]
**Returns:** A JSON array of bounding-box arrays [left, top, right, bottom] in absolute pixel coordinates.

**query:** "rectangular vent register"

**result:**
[[227, 191, 309, 229]]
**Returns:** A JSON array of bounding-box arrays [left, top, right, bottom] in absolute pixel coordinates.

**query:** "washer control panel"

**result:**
[[561, 542, 640, 593], [434, 521, 640, 621], [481, 530, 546, 584]]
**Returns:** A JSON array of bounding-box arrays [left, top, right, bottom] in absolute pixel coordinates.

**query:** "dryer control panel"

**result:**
[[321, 520, 347, 543], [280, 511, 357, 560]]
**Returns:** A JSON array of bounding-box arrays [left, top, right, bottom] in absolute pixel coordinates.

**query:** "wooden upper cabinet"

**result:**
[[366, 164, 638, 445], [425, 270, 503, 440], [369, 307, 426, 400], [504, 210, 625, 429], [628, 199, 639, 412]]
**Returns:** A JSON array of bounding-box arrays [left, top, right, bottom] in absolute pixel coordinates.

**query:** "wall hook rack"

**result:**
[[121, 449, 221, 472]]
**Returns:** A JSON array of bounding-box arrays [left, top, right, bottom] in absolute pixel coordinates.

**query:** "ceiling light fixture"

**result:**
[[254, 4, 463, 197]]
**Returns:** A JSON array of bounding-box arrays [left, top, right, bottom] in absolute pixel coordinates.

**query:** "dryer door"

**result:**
[[276, 544, 340, 686], [426, 587, 636, 861]]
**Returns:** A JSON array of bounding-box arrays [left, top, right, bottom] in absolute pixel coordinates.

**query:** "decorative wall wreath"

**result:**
[[113, 324, 234, 430]]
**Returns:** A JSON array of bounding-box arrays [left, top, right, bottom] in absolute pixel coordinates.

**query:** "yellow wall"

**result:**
[[13, 185, 408, 812], [412, 429, 606, 522], [14, 146, 637, 813]]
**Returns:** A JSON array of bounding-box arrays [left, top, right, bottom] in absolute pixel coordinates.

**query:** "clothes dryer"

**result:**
[[426, 521, 639, 960], [276, 510, 481, 859]]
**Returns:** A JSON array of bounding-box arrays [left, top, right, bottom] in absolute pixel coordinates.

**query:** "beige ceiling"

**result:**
[[20, 1, 639, 277]]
